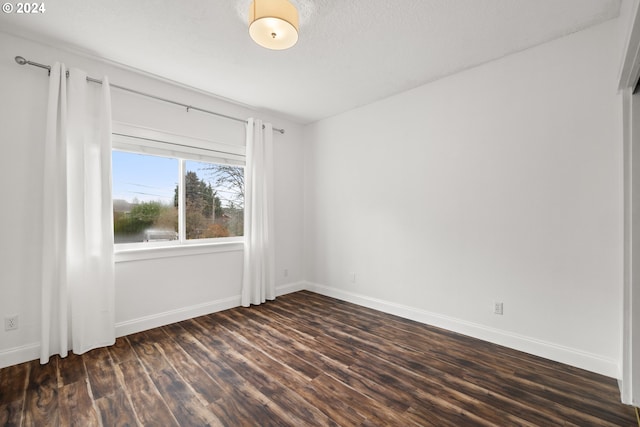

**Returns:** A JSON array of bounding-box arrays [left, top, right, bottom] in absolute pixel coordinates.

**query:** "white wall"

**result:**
[[304, 19, 624, 377], [0, 32, 305, 367]]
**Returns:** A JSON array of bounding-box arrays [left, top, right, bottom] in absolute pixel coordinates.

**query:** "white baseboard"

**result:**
[[115, 280, 308, 337], [276, 280, 307, 296], [0, 342, 40, 369], [115, 295, 241, 337], [0, 281, 308, 369], [307, 281, 620, 378], [5, 282, 616, 378]]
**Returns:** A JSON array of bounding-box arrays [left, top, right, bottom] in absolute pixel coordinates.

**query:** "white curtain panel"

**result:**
[[41, 63, 115, 363], [241, 118, 275, 306]]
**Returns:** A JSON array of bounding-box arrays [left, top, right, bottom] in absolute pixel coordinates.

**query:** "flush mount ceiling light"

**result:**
[[249, 0, 299, 50]]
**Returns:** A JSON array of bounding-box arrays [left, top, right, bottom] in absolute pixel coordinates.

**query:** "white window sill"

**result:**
[[114, 240, 244, 263]]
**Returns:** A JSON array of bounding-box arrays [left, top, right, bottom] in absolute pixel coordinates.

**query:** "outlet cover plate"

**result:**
[[4, 316, 18, 331]]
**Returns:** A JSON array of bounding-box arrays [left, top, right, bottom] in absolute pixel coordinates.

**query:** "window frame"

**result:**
[[111, 122, 245, 258]]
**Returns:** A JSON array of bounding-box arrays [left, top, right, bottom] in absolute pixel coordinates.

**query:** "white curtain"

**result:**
[[241, 118, 275, 306], [41, 63, 115, 363]]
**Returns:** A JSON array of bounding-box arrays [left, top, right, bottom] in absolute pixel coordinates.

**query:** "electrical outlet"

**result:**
[[350, 272, 356, 283], [4, 315, 18, 331], [493, 302, 504, 315], [284, 268, 289, 278]]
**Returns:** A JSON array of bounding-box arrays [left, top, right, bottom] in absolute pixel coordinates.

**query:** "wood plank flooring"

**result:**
[[1, 290, 636, 426]]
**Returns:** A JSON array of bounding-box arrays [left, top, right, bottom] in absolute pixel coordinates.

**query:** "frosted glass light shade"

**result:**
[[249, 0, 299, 50]]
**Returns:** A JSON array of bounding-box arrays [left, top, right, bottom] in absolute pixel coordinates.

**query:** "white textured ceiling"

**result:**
[[0, 0, 621, 123]]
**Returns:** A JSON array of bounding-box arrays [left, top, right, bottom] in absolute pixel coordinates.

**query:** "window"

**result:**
[[112, 151, 178, 244], [184, 160, 244, 240], [111, 128, 245, 247]]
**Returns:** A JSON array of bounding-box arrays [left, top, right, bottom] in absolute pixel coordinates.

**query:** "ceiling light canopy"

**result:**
[[249, 0, 299, 50]]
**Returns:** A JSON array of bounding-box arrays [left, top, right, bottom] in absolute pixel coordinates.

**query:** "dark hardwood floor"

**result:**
[[1, 290, 636, 426]]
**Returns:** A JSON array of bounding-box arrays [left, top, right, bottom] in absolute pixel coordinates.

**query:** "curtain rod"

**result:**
[[14, 56, 285, 134]]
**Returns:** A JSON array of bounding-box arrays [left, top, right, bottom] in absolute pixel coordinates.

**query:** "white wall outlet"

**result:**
[[350, 272, 356, 283], [4, 315, 18, 331], [284, 268, 289, 278], [494, 302, 504, 315]]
